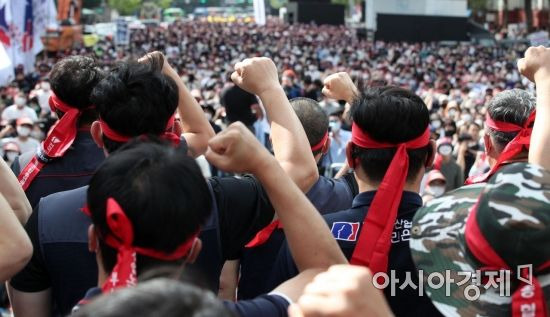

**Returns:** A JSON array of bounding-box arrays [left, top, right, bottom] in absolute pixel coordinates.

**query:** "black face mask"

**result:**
[[444, 129, 456, 137]]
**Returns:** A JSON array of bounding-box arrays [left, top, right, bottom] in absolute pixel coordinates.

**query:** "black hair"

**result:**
[[91, 58, 179, 153], [290, 97, 329, 155], [350, 86, 431, 183], [49, 55, 104, 125], [486, 89, 535, 151], [87, 140, 212, 276], [72, 278, 235, 317]]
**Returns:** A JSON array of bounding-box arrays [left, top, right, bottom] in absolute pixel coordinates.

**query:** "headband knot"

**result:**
[[99, 115, 180, 147], [466, 111, 536, 184], [18, 93, 90, 190]]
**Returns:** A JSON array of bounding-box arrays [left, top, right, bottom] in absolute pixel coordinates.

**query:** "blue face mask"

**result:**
[[329, 121, 341, 133]]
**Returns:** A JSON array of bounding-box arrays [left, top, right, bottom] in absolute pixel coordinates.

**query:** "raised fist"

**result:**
[[205, 122, 271, 174], [231, 57, 280, 96], [289, 265, 392, 317], [518, 46, 550, 83], [322, 72, 358, 103]]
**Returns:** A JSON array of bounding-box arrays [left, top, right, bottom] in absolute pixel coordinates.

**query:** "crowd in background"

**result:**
[[0, 20, 535, 201]]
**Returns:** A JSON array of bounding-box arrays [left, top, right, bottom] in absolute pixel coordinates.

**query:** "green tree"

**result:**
[[155, 0, 173, 8], [108, 0, 142, 15]]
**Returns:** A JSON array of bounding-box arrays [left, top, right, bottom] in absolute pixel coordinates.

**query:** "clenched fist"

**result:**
[[322, 72, 358, 104], [518, 46, 550, 83], [205, 122, 272, 174], [231, 57, 280, 96], [289, 265, 393, 317]]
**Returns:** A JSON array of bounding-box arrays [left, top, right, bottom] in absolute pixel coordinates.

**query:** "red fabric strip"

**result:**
[[310, 131, 329, 152], [99, 114, 180, 146], [245, 220, 282, 248], [466, 111, 535, 185], [18, 95, 83, 190], [100, 198, 197, 292], [349, 123, 430, 274]]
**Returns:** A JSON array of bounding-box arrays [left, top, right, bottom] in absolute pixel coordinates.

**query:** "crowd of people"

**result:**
[[0, 18, 548, 317]]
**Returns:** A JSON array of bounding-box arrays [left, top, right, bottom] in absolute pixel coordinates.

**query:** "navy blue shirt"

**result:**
[[11, 131, 105, 209], [10, 175, 274, 316], [268, 191, 443, 317], [238, 176, 355, 299]]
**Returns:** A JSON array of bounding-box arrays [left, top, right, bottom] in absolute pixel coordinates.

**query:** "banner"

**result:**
[[0, 0, 57, 78], [0, 42, 14, 86], [253, 0, 266, 26]]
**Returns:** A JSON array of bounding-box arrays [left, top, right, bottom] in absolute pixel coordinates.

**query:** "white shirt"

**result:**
[[10, 137, 39, 155], [2, 105, 38, 122]]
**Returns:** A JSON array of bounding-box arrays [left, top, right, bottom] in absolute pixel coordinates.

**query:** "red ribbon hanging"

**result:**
[[349, 123, 430, 274], [18, 93, 88, 190], [466, 111, 536, 185], [83, 198, 198, 292], [465, 201, 549, 317]]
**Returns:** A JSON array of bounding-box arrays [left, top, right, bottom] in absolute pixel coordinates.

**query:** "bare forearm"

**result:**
[[255, 159, 347, 271], [259, 87, 318, 192], [0, 194, 32, 281], [173, 74, 214, 157], [529, 79, 550, 169], [0, 160, 31, 224]]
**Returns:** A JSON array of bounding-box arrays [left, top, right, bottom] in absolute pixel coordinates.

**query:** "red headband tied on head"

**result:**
[[18, 93, 91, 191], [98, 114, 180, 146], [349, 122, 430, 274], [310, 131, 329, 153], [465, 201, 550, 317], [466, 111, 536, 185], [83, 198, 198, 292]]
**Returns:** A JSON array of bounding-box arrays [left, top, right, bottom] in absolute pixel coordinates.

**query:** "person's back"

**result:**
[[11, 56, 106, 208], [269, 85, 442, 316]]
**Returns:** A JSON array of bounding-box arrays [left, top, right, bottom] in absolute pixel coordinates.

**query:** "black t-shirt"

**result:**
[[11, 131, 105, 209], [10, 175, 274, 316], [238, 176, 356, 299], [268, 191, 443, 317], [220, 85, 258, 126]]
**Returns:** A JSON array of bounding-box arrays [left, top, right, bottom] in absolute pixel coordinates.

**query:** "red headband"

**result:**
[[18, 93, 90, 190], [98, 115, 180, 146], [466, 111, 536, 185], [465, 201, 550, 317], [83, 198, 198, 292], [349, 123, 430, 274], [310, 131, 329, 152]]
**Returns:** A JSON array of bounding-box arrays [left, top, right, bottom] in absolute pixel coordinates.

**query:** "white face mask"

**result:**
[[15, 97, 26, 106], [428, 185, 445, 197], [17, 126, 31, 137], [41, 83, 51, 91], [205, 113, 212, 121], [6, 151, 18, 162], [461, 114, 472, 122], [431, 120, 442, 129], [329, 121, 341, 133], [438, 144, 453, 156]]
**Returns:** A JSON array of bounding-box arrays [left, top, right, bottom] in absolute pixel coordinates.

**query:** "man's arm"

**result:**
[[518, 46, 550, 170], [206, 123, 347, 272], [7, 288, 51, 317], [0, 159, 31, 224], [0, 193, 32, 282], [144, 52, 215, 158], [231, 58, 318, 192]]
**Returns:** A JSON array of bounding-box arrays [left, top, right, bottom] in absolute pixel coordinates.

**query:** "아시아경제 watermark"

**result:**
[[372, 264, 533, 300]]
